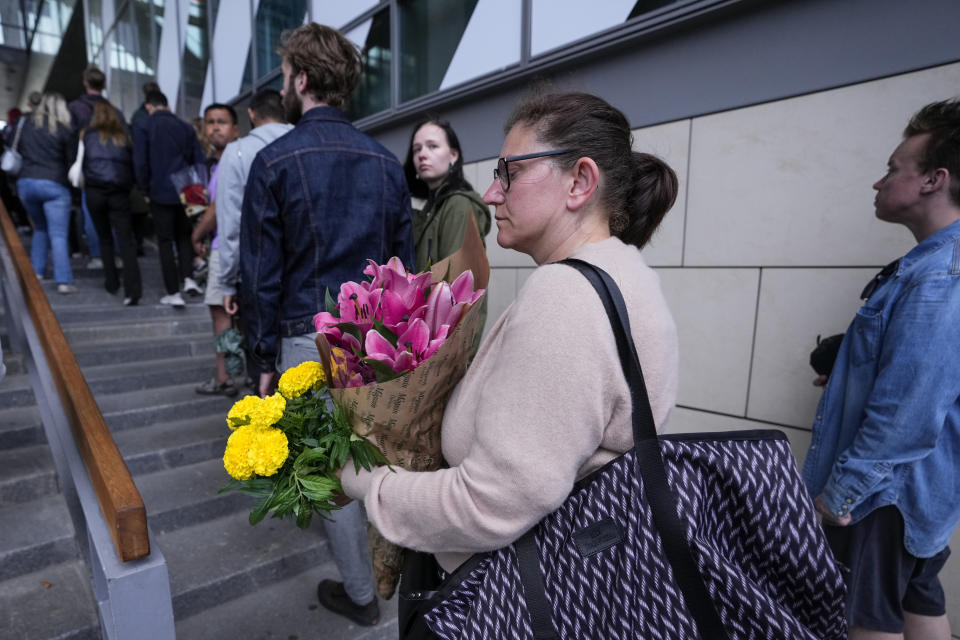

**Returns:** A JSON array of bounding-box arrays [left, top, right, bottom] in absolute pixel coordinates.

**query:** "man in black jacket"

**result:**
[[132, 90, 206, 307], [68, 66, 124, 269]]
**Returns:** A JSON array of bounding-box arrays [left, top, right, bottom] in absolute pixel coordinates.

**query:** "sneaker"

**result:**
[[57, 284, 77, 294], [86, 258, 103, 269], [183, 277, 203, 296], [160, 292, 186, 308], [316, 580, 380, 627], [123, 297, 139, 306], [195, 377, 238, 397]]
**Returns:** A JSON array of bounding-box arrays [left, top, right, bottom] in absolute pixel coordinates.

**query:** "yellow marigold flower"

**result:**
[[278, 360, 326, 399], [249, 393, 286, 428], [250, 427, 289, 477], [223, 424, 258, 480], [226, 395, 261, 430]]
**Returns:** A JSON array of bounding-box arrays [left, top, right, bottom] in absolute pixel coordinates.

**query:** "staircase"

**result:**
[[0, 245, 398, 639]]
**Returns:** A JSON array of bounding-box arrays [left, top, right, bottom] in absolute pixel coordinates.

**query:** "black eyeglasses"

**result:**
[[493, 149, 573, 192]]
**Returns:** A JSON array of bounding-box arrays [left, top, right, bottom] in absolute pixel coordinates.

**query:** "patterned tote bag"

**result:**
[[419, 259, 847, 640]]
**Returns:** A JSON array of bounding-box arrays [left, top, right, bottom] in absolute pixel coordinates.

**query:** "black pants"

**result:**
[[86, 184, 142, 300], [151, 201, 193, 295]]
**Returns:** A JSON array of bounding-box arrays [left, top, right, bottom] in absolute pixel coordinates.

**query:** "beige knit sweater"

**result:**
[[341, 236, 679, 572]]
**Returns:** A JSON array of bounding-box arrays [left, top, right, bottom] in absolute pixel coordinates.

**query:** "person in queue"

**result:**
[[404, 115, 491, 354], [240, 22, 413, 628], [404, 114, 491, 271], [16, 92, 77, 293], [339, 91, 680, 629], [81, 100, 142, 305]]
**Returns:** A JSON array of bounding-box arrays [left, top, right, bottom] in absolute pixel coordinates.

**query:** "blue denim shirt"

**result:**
[[802, 219, 960, 557], [239, 106, 414, 373]]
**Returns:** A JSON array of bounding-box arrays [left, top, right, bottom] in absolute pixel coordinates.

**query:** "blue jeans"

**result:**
[[280, 333, 377, 605], [18, 178, 73, 284], [81, 190, 101, 258]]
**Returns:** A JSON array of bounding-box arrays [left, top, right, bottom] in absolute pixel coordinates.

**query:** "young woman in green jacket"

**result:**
[[404, 115, 491, 352]]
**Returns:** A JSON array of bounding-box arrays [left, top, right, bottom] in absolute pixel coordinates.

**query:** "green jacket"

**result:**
[[413, 188, 491, 272], [413, 188, 492, 357]]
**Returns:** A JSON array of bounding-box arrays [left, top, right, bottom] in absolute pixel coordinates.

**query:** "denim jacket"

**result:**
[[239, 106, 414, 373], [802, 219, 960, 557]]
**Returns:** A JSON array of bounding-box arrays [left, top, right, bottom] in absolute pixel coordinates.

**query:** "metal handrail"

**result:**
[[0, 206, 148, 560]]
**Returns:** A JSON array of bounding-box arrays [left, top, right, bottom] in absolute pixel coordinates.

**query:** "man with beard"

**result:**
[[239, 23, 413, 627]]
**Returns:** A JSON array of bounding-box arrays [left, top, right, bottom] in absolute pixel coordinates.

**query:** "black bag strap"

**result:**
[[511, 258, 728, 639]]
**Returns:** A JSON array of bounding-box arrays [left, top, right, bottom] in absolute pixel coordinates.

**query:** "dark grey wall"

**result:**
[[369, 0, 960, 165]]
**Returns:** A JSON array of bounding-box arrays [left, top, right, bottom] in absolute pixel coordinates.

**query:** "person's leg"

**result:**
[[17, 179, 49, 277], [902, 545, 952, 640], [81, 190, 101, 259], [85, 186, 119, 293], [205, 250, 232, 384], [42, 182, 73, 285], [903, 613, 950, 640], [151, 202, 180, 295], [278, 334, 378, 612], [172, 205, 194, 287], [106, 187, 142, 302]]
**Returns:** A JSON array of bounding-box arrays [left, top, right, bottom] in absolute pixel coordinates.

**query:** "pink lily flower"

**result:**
[[424, 281, 464, 337], [337, 281, 381, 333], [451, 270, 485, 305]]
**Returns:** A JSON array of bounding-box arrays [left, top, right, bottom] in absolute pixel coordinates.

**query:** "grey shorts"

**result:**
[[203, 249, 228, 307]]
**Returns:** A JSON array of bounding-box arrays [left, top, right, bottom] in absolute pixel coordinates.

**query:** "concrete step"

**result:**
[[115, 411, 229, 476], [50, 301, 208, 326], [78, 354, 216, 397], [62, 315, 212, 345], [137, 458, 247, 535], [0, 371, 35, 408], [1, 348, 26, 376], [0, 444, 57, 507], [0, 493, 79, 582], [0, 379, 233, 450], [69, 332, 214, 368], [175, 559, 400, 640], [98, 382, 236, 432], [158, 510, 333, 621], [0, 560, 99, 640]]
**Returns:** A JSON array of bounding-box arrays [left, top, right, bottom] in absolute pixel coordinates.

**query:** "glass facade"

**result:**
[[180, 0, 210, 117], [13, 0, 696, 123], [344, 9, 390, 121], [255, 0, 307, 80], [398, 0, 477, 103]]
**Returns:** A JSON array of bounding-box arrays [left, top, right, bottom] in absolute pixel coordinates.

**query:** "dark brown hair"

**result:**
[[403, 114, 472, 201], [276, 23, 362, 108], [506, 91, 678, 249], [904, 99, 960, 207], [90, 100, 129, 147], [83, 67, 106, 92]]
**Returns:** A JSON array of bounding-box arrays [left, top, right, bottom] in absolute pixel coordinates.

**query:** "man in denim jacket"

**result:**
[[803, 100, 960, 639], [239, 23, 413, 627]]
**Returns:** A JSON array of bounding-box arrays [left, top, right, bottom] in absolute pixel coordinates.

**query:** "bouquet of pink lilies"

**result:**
[[313, 257, 483, 387], [313, 218, 489, 600]]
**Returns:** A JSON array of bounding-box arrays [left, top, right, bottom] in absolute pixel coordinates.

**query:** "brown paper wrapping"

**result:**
[[315, 215, 490, 599]]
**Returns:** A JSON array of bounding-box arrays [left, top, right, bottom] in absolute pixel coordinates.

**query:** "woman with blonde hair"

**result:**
[[16, 92, 76, 293], [82, 100, 142, 304]]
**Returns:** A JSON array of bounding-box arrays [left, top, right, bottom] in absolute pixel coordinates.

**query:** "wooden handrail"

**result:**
[[0, 205, 149, 561]]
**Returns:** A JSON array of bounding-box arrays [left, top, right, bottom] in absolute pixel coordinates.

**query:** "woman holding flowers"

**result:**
[[340, 91, 680, 618]]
